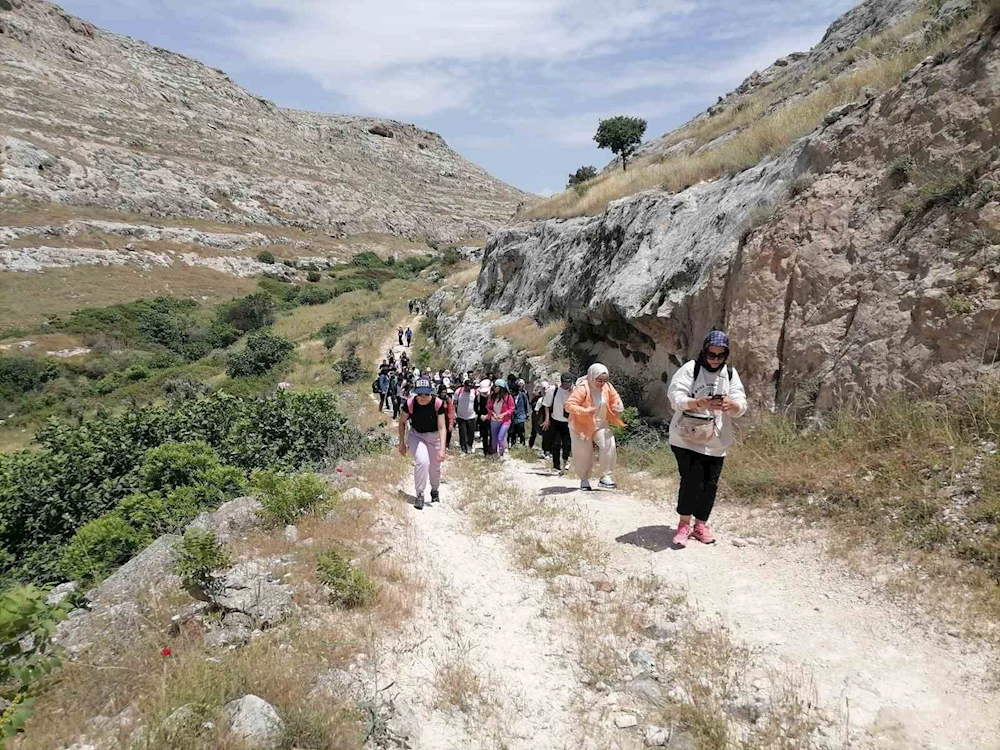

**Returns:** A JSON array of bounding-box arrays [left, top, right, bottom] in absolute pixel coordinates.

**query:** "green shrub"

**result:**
[[332, 275, 380, 296], [205, 320, 241, 349], [297, 286, 334, 305], [439, 246, 462, 266], [172, 529, 230, 594], [0, 391, 366, 586], [52, 298, 200, 354], [116, 491, 194, 539], [227, 331, 295, 378], [0, 358, 60, 395], [219, 294, 276, 333], [61, 514, 145, 581], [316, 548, 375, 608], [306, 270, 322, 283], [251, 470, 329, 526], [0, 585, 69, 740], [139, 441, 221, 492], [256, 251, 276, 264], [348, 251, 386, 269], [317, 323, 344, 349], [332, 342, 366, 384]]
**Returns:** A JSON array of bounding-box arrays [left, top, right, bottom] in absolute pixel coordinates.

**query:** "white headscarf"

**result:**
[[586, 363, 609, 405]]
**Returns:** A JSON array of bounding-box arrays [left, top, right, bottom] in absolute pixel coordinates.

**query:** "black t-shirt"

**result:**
[[403, 397, 446, 433]]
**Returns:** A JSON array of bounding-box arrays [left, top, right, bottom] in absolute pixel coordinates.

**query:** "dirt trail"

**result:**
[[501, 459, 1000, 750], [372, 320, 999, 749]]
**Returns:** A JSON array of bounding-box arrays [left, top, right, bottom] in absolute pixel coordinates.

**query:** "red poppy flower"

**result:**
[[160, 647, 172, 657], [345, 472, 351, 478], [336, 467, 343, 474]]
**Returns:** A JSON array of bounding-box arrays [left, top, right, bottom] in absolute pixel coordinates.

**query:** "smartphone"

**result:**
[[710, 394, 724, 403]]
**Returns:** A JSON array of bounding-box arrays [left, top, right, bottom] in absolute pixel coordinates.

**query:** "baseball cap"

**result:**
[[560, 373, 575, 386], [414, 378, 434, 395]]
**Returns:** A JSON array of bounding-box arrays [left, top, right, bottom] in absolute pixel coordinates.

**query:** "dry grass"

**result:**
[[432, 640, 493, 716], [521, 4, 986, 220], [492, 318, 566, 358], [0, 264, 255, 331]]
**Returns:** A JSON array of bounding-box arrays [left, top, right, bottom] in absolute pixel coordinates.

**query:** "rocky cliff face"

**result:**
[[438, 4, 1000, 416], [0, 0, 527, 244]]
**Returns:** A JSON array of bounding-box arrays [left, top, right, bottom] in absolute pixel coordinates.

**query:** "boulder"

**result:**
[[87, 535, 181, 606], [209, 561, 292, 628], [45, 581, 78, 607], [627, 673, 665, 707], [224, 695, 283, 748], [187, 496, 262, 542], [368, 125, 394, 138], [628, 648, 657, 673], [342, 487, 373, 502]]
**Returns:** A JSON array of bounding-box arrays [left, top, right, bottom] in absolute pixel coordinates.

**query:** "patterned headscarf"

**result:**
[[698, 330, 730, 373]]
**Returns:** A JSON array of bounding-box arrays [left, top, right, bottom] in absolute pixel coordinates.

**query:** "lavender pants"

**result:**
[[490, 420, 510, 456], [408, 429, 441, 500]]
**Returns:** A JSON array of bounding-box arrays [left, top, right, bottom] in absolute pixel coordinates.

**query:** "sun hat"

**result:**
[[414, 378, 434, 395]]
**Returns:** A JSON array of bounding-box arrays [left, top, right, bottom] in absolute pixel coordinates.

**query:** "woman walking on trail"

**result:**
[[564, 364, 626, 491], [438, 384, 456, 450], [667, 330, 747, 546], [398, 377, 447, 510], [529, 381, 548, 450], [543, 374, 575, 472], [488, 379, 516, 458], [454, 378, 478, 454], [387, 372, 400, 418], [509, 380, 530, 446], [398, 327, 404, 346]]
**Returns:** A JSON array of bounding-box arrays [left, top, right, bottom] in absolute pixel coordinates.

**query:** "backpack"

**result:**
[[692, 362, 733, 382], [371, 378, 380, 394]]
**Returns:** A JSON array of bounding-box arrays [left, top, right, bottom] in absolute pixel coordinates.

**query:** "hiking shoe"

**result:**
[[580, 480, 592, 491], [415, 496, 424, 510], [674, 522, 692, 548], [430, 489, 440, 504], [693, 521, 716, 544], [599, 476, 617, 489]]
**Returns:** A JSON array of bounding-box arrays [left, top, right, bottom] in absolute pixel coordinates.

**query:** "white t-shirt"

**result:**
[[455, 387, 477, 420], [543, 385, 571, 423]]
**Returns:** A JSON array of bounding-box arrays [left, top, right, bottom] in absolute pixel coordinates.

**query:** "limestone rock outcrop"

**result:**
[[449, 10, 1000, 415]]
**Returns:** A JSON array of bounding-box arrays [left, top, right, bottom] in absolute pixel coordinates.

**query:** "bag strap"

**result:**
[[689, 361, 734, 397]]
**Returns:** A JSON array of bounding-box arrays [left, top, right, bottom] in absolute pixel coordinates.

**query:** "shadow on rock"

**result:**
[[615, 525, 680, 552], [539, 486, 578, 496]]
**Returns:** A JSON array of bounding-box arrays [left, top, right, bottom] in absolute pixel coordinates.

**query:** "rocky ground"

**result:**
[[0, 0, 528, 248]]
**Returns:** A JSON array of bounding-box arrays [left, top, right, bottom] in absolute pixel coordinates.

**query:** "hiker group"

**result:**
[[391, 327, 748, 544]]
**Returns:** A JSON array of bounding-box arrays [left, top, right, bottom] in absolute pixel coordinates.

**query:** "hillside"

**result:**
[[0, 0, 527, 247], [431, 0, 1000, 416]]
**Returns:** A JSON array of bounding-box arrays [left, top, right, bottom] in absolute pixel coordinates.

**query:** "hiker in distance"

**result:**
[[667, 330, 747, 546], [542, 373, 575, 473], [397, 326, 404, 346], [405, 327, 413, 347], [398, 377, 448, 510], [565, 363, 626, 490]]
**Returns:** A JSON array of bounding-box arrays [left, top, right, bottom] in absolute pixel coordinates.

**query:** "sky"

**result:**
[[56, 0, 860, 196]]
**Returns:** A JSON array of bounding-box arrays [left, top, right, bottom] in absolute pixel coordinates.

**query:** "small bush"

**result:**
[[349, 251, 386, 269], [297, 286, 334, 305], [332, 275, 380, 296], [61, 514, 145, 582], [332, 342, 366, 384], [439, 246, 462, 266], [317, 323, 344, 349], [316, 548, 375, 607], [219, 293, 276, 333], [205, 320, 241, 349], [567, 165, 598, 187], [172, 528, 230, 593], [139, 441, 222, 492], [306, 270, 322, 283], [0, 586, 69, 740], [252, 470, 330, 526], [164, 376, 209, 400], [227, 331, 295, 378], [889, 155, 915, 186], [116, 490, 197, 539], [0, 358, 60, 396], [256, 250, 276, 264]]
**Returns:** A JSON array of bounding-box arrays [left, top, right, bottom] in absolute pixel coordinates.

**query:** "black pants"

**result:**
[[457, 418, 477, 453], [479, 418, 493, 455], [671, 445, 725, 522], [529, 418, 542, 448], [549, 421, 571, 470], [379, 392, 389, 411], [391, 396, 401, 419], [509, 421, 526, 446]]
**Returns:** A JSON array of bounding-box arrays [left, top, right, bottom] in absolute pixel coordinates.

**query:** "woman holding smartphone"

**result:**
[[666, 330, 747, 547]]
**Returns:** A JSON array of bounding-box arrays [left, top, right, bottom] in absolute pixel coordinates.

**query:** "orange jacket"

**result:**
[[564, 381, 626, 439]]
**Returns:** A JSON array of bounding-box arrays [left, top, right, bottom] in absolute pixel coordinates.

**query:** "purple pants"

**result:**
[[409, 429, 441, 500], [490, 420, 510, 456]]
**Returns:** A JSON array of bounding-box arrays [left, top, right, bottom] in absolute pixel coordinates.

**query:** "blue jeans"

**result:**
[[490, 420, 510, 456]]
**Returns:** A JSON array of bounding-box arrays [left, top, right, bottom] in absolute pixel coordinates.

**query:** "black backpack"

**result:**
[[371, 378, 380, 394]]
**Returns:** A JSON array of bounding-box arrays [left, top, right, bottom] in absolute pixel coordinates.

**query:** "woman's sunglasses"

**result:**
[[706, 351, 728, 361]]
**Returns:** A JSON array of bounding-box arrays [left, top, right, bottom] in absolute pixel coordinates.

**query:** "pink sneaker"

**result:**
[[693, 521, 716, 544], [673, 521, 692, 548]]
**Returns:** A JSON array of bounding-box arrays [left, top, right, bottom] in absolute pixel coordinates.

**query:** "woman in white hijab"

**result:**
[[564, 363, 626, 491]]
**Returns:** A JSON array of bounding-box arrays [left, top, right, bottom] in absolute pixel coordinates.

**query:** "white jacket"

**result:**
[[667, 361, 748, 457]]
